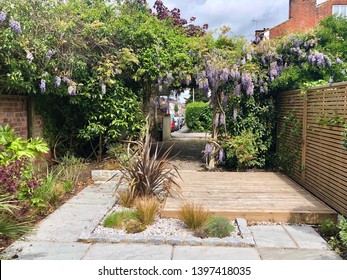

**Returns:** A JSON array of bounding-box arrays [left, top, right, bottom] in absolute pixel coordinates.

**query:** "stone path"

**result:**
[[1, 177, 341, 260]]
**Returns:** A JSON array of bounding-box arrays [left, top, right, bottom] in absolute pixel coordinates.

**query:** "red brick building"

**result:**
[[269, 0, 347, 38]]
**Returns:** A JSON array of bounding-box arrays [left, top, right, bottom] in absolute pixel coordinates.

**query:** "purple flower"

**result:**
[[329, 77, 333, 85], [40, 79, 46, 93], [26, 51, 34, 63], [9, 18, 22, 34], [241, 72, 251, 90], [68, 85, 77, 95], [55, 76, 61, 88], [260, 56, 266, 65], [204, 143, 213, 157], [0, 11, 6, 23], [62, 77, 71, 84], [342, 69, 346, 76], [230, 68, 240, 80], [46, 50, 55, 59], [246, 83, 254, 96], [234, 84, 241, 96], [336, 58, 343, 65], [114, 68, 120, 75]]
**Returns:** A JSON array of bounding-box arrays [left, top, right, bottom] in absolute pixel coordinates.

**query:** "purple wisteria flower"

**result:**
[[55, 76, 61, 88], [241, 72, 252, 90], [230, 68, 240, 80], [9, 18, 22, 34], [0, 11, 6, 23], [204, 143, 213, 157], [46, 50, 55, 59], [246, 83, 254, 96], [62, 77, 71, 84], [342, 69, 346, 76], [40, 79, 46, 93], [68, 85, 77, 95], [234, 84, 241, 96], [218, 148, 225, 163], [336, 58, 343, 65], [26, 51, 34, 63]]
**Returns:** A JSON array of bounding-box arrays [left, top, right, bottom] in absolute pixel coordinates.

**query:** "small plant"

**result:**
[[117, 189, 134, 208], [179, 202, 210, 230], [118, 119, 181, 201], [203, 216, 234, 238], [124, 219, 147, 234], [56, 154, 86, 187], [106, 143, 132, 167], [134, 197, 159, 226], [103, 210, 138, 229], [338, 217, 347, 247], [319, 219, 339, 237], [0, 194, 31, 238]]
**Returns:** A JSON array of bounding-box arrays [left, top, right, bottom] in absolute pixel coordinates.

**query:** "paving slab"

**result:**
[[3, 241, 90, 260], [83, 244, 172, 260], [284, 225, 330, 250], [250, 226, 297, 248], [258, 248, 341, 260], [172, 246, 260, 260]]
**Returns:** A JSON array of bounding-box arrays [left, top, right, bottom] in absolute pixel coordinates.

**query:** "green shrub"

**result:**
[[222, 130, 266, 169], [125, 219, 147, 234], [134, 197, 159, 226], [56, 154, 86, 187], [319, 219, 339, 237], [185, 102, 212, 132], [203, 216, 234, 238], [103, 210, 138, 229], [338, 217, 347, 247], [179, 203, 210, 230], [106, 143, 132, 167]]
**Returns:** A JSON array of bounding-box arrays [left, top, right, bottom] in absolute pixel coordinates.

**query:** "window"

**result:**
[[333, 5, 347, 17]]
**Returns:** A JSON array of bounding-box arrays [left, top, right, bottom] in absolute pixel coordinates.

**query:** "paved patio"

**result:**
[[1, 174, 341, 260]]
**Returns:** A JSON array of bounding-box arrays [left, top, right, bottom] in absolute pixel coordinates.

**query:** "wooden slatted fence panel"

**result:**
[[277, 82, 347, 216]]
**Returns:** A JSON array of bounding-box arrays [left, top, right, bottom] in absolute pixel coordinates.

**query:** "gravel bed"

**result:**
[[93, 204, 240, 239]]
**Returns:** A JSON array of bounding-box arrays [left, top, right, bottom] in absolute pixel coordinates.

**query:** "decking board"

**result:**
[[161, 171, 337, 224]]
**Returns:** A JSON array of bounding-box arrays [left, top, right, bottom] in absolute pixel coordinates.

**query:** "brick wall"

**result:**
[[270, 0, 347, 38], [0, 95, 43, 139]]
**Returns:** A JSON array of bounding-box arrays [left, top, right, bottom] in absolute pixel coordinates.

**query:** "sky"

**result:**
[[147, 0, 328, 40]]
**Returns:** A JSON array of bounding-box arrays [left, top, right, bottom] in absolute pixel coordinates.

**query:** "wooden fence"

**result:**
[[277, 82, 347, 217]]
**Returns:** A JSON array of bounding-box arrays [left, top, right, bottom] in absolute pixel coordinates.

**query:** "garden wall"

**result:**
[[0, 95, 43, 139], [277, 82, 347, 216]]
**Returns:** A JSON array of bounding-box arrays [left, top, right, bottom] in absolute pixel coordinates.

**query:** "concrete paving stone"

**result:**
[[250, 226, 297, 248], [126, 235, 147, 244], [201, 238, 225, 246], [258, 248, 342, 260], [224, 237, 243, 247], [173, 246, 260, 260], [284, 225, 330, 250], [184, 237, 202, 246], [147, 236, 166, 245], [65, 192, 116, 206], [166, 236, 185, 245], [77, 184, 118, 194], [3, 241, 90, 260], [83, 244, 172, 260]]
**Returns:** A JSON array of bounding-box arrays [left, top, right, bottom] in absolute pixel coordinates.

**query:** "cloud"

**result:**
[[147, 0, 290, 39]]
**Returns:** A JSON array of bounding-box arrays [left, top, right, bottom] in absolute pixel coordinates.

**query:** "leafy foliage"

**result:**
[[134, 197, 159, 226], [103, 210, 138, 229], [118, 121, 181, 201], [203, 216, 235, 238], [117, 189, 135, 208], [319, 219, 339, 237], [179, 202, 210, 230], [185, 102, 212, 132]]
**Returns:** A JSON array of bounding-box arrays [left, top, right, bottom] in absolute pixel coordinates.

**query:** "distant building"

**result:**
[[257, 0, 347, 40]]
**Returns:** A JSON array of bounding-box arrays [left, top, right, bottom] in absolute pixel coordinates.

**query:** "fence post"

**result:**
[[301, 92, 308, 183]]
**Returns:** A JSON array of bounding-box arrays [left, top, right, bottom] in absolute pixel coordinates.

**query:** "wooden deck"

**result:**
[[162, 171, 337, 224]]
